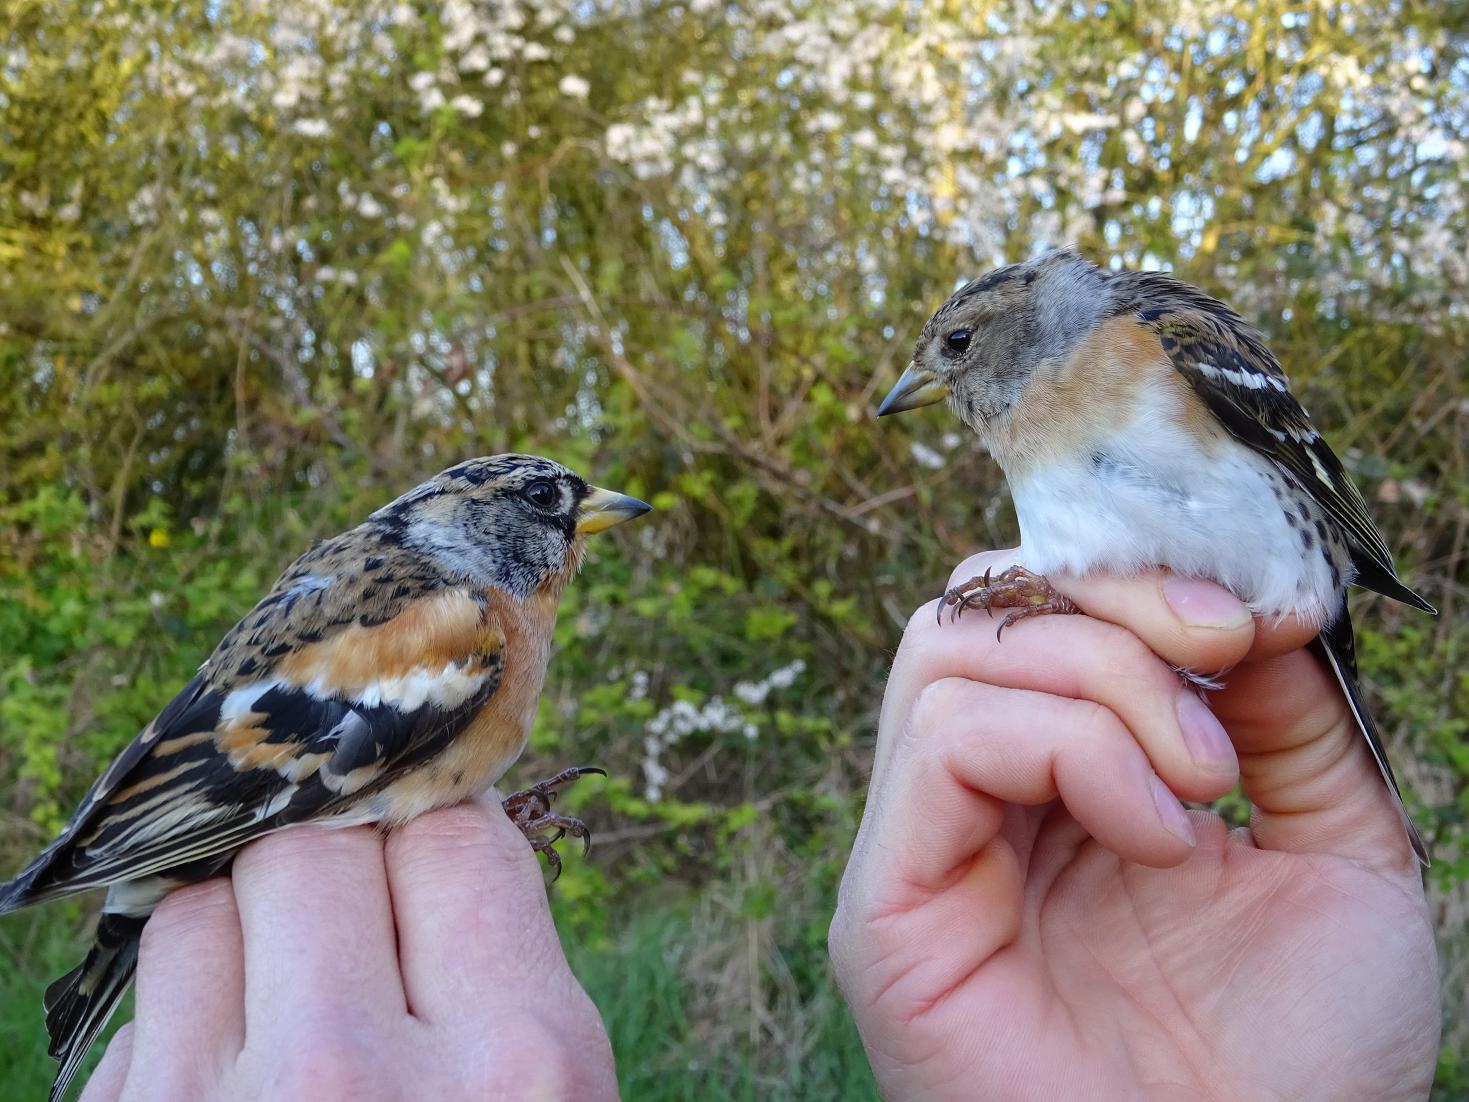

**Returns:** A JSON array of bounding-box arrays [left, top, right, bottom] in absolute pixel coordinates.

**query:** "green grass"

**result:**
[[0, 896, 877, 1101], [566, 906, 877, 1101], [0, 907, 123, 1099]]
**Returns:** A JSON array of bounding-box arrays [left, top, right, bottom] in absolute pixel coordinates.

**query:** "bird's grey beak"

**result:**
[[877, 362, 950, 416], [576, 486, 653, 534]]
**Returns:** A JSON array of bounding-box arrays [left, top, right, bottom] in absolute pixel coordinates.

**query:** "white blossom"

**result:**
[[291, 117, 330, 138], [459, 45, 491, 72], [732, 660, 806, 706]]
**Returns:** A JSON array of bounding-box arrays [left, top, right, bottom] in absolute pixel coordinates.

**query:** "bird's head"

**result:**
[[371, 454, 651, 597], [878, 248, 1115, 440]]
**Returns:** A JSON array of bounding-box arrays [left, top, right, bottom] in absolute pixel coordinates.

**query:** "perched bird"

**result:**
[[877, 247, 1433, 864], [0, 454, 651, 1100]]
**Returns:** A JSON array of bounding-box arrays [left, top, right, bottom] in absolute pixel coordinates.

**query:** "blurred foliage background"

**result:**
[[1, 0, 1466, 1095]]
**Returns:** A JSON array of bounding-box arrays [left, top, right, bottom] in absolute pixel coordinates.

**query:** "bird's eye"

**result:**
[[523, 479, 558, 509], [945, 329, 972, 353]]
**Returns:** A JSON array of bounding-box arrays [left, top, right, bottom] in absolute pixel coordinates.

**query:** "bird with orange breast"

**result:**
[[0, 454, 651, 1100], [878, 248, 1433, 866]]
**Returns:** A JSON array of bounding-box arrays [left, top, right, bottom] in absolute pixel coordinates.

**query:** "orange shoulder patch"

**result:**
[[277, 588, 490, 694], [999, 315, 1224, 471]]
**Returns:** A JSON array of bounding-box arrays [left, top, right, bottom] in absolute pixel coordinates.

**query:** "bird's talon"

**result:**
[[938, 565, 1079, 635], [501, 767, 603, 879], [535, 839, 564, 882]]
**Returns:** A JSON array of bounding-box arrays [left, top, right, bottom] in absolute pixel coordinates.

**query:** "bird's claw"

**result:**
[[501, 766, 604, 881], [939, 565, 1079, 640], [521, 813, 593, 881]]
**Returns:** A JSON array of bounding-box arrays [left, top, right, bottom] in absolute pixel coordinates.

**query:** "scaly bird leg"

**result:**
[[501, 765, 605, 881], [940, 565, 1079, 641]]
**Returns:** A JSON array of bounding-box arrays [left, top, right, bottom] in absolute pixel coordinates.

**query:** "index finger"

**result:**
[[947, 556, 1260, 675], [871, 552, 1264, 796], [383, 792, 581, 1024], [233, 825, 406, 1031]]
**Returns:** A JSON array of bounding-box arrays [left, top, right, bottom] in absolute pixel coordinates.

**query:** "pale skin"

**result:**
[[74, 554, 1440, 1100], [79, 793, 618, 1102], [830, 551, 1440, 1101]]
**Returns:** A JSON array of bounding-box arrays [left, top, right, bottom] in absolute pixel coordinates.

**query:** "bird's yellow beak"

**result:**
[[877, 362, 950, 417], [576, 486, 653, 534]]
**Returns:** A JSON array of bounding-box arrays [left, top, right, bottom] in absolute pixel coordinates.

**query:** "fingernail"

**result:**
[[1162, 576, 1252, 630], [1151, 775, 1196, 846], [1177, 692, 1238, 773]]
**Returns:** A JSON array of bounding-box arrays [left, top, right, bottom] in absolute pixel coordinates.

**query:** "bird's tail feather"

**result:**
[[1314, 611, 1429, 867], [0, 875, 27, 915], [0, 848, 55, 915], [44, 912, 144, 1102]]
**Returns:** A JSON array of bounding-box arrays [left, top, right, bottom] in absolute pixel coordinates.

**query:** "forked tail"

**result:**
[[44, 912, 145, 1102]]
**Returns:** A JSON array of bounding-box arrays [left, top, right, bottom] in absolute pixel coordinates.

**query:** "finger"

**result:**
[[868, 550, 1024, 789], [79, 1023, 132, 1102], [1213, 644, 1418, 870], [232, 824, 406, 1033], [1240, 608, 1322, 661], [1041, 570, 1257, 674], [887, 679, 1195, 882], [959, 556, 1318, 668], [127, 880, 245, 1093], [384, 795, 579, 1024], [878, 589, 1239, 807], [835, 679, 1197, 1016]]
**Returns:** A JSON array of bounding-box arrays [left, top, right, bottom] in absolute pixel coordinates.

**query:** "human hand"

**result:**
[[80, 793, 617, 1102], [830, 551, 1439, 1101]]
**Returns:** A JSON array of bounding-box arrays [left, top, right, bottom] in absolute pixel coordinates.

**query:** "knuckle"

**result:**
[[901, 600, 944, 648], [386, 804, 535, 890], [397, 801, 494, 846], [827, 904, 858, 984], [479, 1024, 580, 1098], [1099, 617, 1158, 665], [238, 823, 380, 880], [389, 800, 522, 870], [142, 880, 235, 948], [909, 677, 968, 732], [1065, 697, 1125, 744], [1080, 619, 1171, 692]]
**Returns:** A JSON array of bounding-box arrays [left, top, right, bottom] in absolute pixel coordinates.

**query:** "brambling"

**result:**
[[877, 247, 1434, 865], [0, 454, 651, 1101]]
